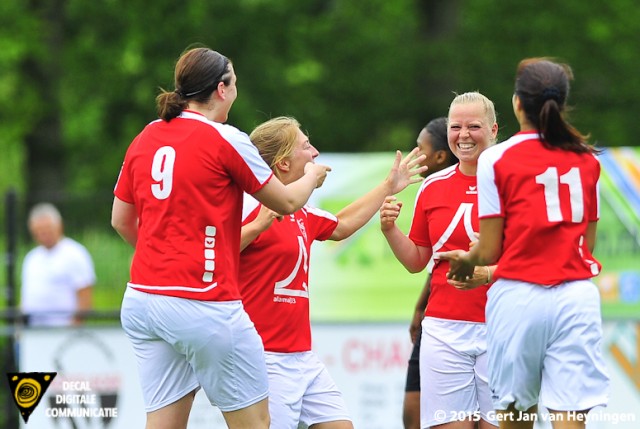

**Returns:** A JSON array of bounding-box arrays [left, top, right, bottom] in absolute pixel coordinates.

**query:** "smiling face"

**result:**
[[279, 127, 320, 184], [447, 100, 498, 174]]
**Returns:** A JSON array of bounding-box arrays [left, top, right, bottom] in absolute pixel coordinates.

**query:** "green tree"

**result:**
[[1, 0, 639, 213], [436, 0, 640, 146]]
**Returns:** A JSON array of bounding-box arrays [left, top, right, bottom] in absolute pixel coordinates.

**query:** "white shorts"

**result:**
[[265, 351, 351, 428], [420, 317, 497, 428], [486, 279, 610, 411], [120, 287, 268, 412]]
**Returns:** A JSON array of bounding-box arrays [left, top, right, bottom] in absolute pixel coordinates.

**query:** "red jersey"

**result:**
[[409, 165, 490, 322], [113, 110, 273, 301], [239, 194, 338, 353], [478, 132, 601, 285]]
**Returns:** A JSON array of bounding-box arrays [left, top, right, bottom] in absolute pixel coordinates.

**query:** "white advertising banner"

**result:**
[[17, 327, 147, 429], [15, 321, 640, 428]]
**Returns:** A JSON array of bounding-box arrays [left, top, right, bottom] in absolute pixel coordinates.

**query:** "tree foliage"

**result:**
[[0, 0, 638, 209]]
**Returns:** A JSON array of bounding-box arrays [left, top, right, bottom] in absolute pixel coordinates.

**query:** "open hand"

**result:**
[[386, 148, 428, 194]]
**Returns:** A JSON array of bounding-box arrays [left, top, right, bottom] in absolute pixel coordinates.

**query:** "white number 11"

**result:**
[[535, 167, 584, 223]]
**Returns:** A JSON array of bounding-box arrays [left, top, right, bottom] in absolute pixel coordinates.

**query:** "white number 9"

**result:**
[[151, 146, 176, 200]]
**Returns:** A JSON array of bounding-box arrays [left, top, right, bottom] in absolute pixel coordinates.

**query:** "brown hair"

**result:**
[[515, 57, 596, 153], [250, 117, 302, 178], [156, 47, 231, 121]]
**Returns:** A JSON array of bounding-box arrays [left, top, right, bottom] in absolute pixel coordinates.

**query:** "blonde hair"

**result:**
[[449, 91, 497, 132], [250, 116, 302, 177]]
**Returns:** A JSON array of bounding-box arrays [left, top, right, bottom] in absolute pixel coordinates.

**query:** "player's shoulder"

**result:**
[[583, 149, 601, 165], [487, 132, 539, 158], [179, 111, 250, 144], [418, 164, 458, 194], [301, 205, 337, 222]]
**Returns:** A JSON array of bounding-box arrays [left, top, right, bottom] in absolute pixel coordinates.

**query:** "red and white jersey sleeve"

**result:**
[[408, 165, 490, 323], [113, 110, 273, 301], [478, 132, 601, 285], [239, 194, 338, 353]]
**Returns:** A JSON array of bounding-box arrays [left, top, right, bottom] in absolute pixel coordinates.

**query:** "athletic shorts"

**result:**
[[486, 279, 610, 412], [420, 317, 497, 428], [120, 287, 269, 413], [265, 351, 351, 428], [404, 328, 422, 392]]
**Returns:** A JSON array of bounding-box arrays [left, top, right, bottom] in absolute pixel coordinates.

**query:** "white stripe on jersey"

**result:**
[[409, 164, 458, 233], [477, 132, 539, 218], [179, 111, 273, 185], [128, 282, 218, 293], [304, 205, 338, 222], [242, 193, 261, 221], [415, 164, 458, 200], [241, 194, 336, 226], [408, 165, 459, 273]]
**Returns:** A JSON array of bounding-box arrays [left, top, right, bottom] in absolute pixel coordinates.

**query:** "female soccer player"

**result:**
[[380, 92, 499, 429], [239, 116, 427, 429], [402, 117, 458, 429], [111, 47, 329, 429], [438, 58, 609, 429]]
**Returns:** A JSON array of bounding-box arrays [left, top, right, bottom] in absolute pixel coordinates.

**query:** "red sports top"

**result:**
[[113, 110, 273, 301], [239, 194, 338, 353], [477, 132, 601, 285], [409, 165, 490, 323]]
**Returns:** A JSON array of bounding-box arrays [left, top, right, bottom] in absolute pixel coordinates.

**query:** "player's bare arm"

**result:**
[[111, 197, 138, 247], [380, 196, 432, 273], [330, 149, 426, 241]]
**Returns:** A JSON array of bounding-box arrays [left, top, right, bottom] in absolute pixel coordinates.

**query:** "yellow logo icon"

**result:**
[[6, 372, 57, 423]]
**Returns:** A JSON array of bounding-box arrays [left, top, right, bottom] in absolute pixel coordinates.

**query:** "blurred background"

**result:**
[[2, 0, 639, 208], [1, 0, 639, 427], [2, 0, 639, 309]]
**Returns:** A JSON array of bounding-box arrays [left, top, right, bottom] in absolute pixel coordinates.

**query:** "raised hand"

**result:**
[[253, 205, 282, 234], [304, 162, 332, 188], [385, 148, 428, 195]]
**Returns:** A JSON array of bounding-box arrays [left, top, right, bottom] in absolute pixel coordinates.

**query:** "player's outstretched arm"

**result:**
[[253, 162, 331, 215], [329, 148, 426, 241], [438, 217, 504, 281], [446, 265, 496, 290], [240, 205, 281, 251], [379, 196, 431, 273]]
